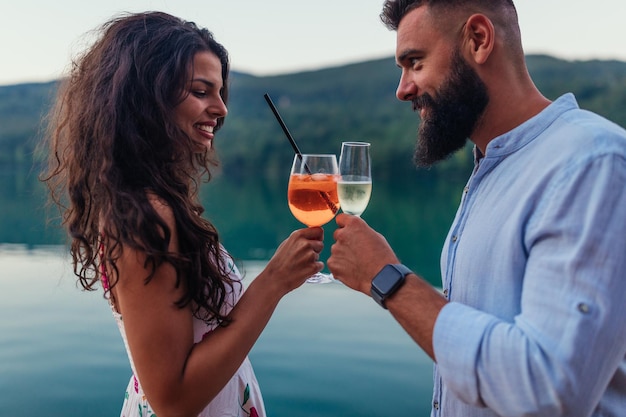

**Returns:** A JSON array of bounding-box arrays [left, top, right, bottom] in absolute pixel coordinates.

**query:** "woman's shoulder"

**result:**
[[145, 192, 180, 252], [146, 192, 176, 224]]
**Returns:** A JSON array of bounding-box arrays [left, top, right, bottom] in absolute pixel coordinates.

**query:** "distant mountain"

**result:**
[[0, 81, 57, 167], [2, 55, 626, 178]]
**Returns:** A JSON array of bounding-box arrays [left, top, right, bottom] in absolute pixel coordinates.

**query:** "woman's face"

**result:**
[[174, 51, 228, 152]]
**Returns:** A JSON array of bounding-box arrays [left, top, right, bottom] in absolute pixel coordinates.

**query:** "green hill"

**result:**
[[2, 55, 626, 179], [0, 81, 57, 167]]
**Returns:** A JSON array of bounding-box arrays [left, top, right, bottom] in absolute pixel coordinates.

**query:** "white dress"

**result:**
[[102, 249, 266, 417]]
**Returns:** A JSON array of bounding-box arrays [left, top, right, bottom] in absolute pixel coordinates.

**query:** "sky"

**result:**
[[1, 0, 625, 86]]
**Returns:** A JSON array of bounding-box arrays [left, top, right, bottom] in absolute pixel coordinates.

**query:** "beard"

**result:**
[[412, 50, 489, 167]]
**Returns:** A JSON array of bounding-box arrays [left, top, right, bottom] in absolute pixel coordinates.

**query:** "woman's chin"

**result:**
[[192, 139, 212, 153]]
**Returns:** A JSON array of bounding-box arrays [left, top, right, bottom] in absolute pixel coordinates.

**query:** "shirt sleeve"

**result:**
[[433, 152, 626, 417]]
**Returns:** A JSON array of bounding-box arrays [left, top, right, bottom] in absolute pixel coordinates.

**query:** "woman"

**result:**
[[42, 11, 324, 417]]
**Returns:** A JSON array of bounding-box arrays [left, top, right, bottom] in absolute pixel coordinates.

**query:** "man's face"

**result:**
[[394, 7, 489, 167], [412, 50, 489, 167]]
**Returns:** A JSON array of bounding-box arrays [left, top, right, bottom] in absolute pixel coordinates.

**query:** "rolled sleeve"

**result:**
[[434, 301, 496, 407]]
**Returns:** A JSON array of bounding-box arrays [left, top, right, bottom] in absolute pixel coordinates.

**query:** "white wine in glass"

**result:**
[[287, 154, 340, 283], [338, 142, 372, 217]]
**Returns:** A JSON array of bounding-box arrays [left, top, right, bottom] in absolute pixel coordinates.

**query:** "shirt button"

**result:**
[[433, 401, 440, 410], [443, 289, 448, 298], [452, 235, 458, 242], [464, 186, 469, 194], [577, 303, 590, 314]]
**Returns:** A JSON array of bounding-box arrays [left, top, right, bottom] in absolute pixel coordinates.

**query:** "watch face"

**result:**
[[375, 265, 404, 293]]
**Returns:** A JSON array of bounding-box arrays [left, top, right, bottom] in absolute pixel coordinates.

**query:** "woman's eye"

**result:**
[[193, 90, 207, 97]]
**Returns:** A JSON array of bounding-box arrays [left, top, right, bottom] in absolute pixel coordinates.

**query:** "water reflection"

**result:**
[[1, 161, 469, 416], [1, 248, 434, 417], [1, 167, 468, 286], [201, 171, 466, 286]]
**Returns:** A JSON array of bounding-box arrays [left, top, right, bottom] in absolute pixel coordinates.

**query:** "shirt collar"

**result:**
[[476, 93, 579, 160]]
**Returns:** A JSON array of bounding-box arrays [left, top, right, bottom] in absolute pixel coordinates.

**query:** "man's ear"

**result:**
[[462, 13, 495, 64]]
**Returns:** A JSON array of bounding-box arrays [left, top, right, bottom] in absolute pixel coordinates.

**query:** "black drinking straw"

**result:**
[[263, 93, 304, 159], [263, 93, 338, 214]]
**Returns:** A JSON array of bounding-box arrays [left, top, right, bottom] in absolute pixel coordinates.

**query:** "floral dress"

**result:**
[[101, 246, 266, 417]]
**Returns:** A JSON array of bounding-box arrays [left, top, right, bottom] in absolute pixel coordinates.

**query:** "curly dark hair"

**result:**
[[42, 11, 236, 325]]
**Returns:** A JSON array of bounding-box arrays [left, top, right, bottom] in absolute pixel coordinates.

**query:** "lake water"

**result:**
[[0, 166, 470, 416], [0, 245, 435, 417]]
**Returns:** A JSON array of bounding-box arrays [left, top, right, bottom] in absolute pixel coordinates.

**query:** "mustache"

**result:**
[[412, 94, 435, 113]]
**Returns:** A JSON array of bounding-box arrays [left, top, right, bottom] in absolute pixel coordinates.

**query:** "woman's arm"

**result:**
[[112, 200, 324, 417]]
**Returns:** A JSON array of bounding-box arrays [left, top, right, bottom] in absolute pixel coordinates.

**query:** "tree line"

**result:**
[[1, 54, 625, 180]]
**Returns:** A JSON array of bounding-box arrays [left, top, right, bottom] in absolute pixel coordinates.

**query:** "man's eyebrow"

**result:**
[[397, 48, 422, 65]]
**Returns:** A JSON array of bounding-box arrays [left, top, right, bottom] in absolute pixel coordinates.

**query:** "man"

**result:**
[[327, 1, 626, 416]]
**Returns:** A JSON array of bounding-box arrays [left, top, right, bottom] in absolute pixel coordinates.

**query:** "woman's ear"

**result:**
[[463, 13, 495, 64]]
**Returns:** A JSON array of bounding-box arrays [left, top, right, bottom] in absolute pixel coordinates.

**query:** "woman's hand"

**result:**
[[260, 227, 325, 293]]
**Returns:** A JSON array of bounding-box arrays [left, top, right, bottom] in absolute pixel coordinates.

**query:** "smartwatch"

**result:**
[[370, 264, 412, 309]]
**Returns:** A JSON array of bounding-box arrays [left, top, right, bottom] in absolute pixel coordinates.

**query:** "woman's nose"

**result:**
[[209, 96, 228, 118]]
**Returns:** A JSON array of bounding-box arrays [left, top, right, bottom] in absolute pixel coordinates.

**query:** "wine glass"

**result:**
[[288, 154, 340, 283], [338, 142, 372, 217]]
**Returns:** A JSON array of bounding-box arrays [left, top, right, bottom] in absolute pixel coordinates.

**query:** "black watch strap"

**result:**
[[370, 264, 412, 309]]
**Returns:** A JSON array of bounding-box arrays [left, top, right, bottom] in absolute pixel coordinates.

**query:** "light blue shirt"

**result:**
[[432, 94, 626, 417]]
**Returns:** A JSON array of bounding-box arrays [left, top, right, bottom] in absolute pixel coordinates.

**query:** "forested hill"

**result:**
[[2, 54, 626, 178]]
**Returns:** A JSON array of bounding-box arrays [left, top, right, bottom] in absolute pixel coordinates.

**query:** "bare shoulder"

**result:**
[[112, 192, 183, 303], [146, 192, 179, 251], [146, 193, 174, 223]]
